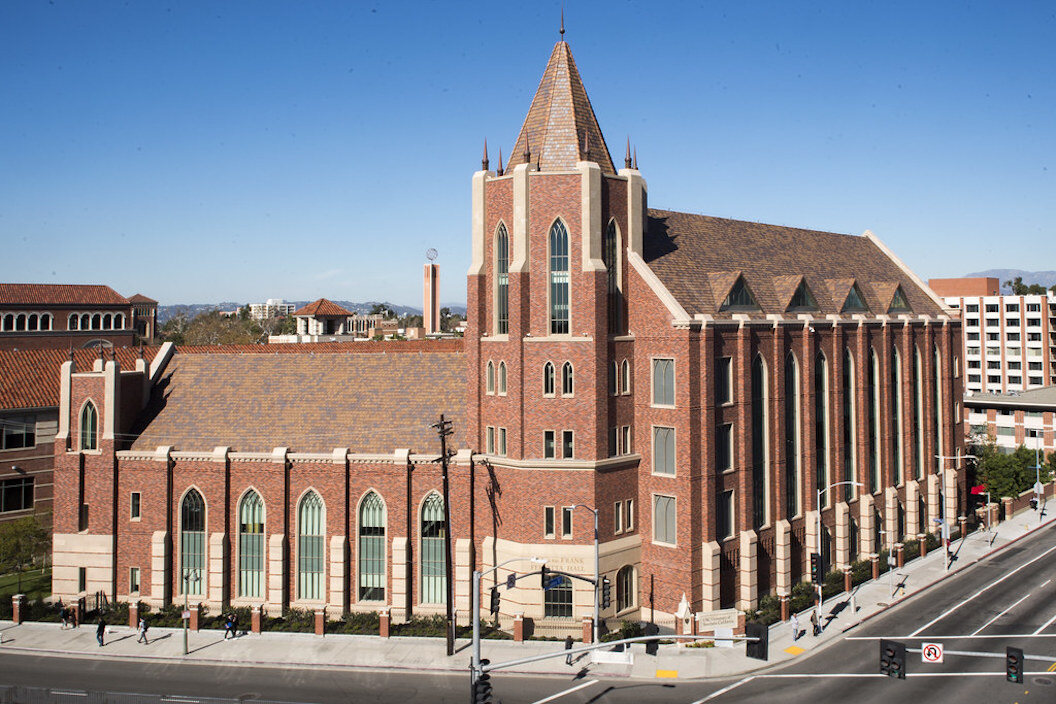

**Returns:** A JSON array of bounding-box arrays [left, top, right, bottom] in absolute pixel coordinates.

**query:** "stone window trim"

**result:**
[[651, 425, 676, 477], [620, 358, 631, 395], [178, 486, 207, 598], [486, 361, 495, 395], [129, 566, 140, 596], [544, 505, 556, 539], [237, 487, 266, 600], [357, 489, 387, 604], [419, 492, 446, 605], [613, 500, 623, 534], [548, 218, 571, 336], [651, 493, 677, 547], [542, 361, 556, 397], [79, 398, 99, 452], [295, 489, 326, 604], [561, 361, 574, 397], [624, 498, 634, 532], [130, 491, 141, 521], [497, 361, 508, 396], [651, 357, 676, 408], [560, 506, 574, 539]]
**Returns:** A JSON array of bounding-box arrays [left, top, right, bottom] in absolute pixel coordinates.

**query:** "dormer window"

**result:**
[[888, 285, 911, 313], [842, 283, 868, 313], [720, 276, 760, 311], [787, 279, 818, 311]]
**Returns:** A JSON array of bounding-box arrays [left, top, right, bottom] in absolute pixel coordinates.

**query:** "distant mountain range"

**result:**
[[963, 270, 1056, 293], [158, 300, 466, 324]]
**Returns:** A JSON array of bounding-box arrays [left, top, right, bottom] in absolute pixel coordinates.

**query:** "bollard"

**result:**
[[871, 556, 879, 581], [129, 602, 139, 630], [779, 595, 790, 622], [189, 603, 201, 632], [918, 535, 927, 559], [513, 613, 524, 642], [12, 595, 25, 625], [314, 608, 325, 636], [843, 570, 852, 594], [379, 608, 390, 638], [251, 605, 262, 634], [581, 617, 593, 644]]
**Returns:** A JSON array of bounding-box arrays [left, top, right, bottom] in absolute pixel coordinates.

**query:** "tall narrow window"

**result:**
[[621, 359, 631, 394], [609, 361, 618, 395], [498, 362, 507, 395], [544, 575, 573, 618], [421, 493, 446, 604], [784, 353, 800, 517], [180, 489, 205, 596], [80, 402, 98, 451], [496, 223, 509, 334], [815, 353, 830, 507], [297, 491, 324, 600], [933, 345, 944, 473], [653, 494, 677, 544], [652, 358, 675, 406], [751, 356, 769, 528], [603, 219, 622, 334], [891, 347, 904, 485], [549, 220, 570, 335], [652, 427, 675, 475], [238, 490, 264, 598], [486, 361, 495, 394], [616, 565, 635, 612], [913, 346, 924, 480], [842, 350, 857, 501], [562, 362, 574, 396], [359, 492, 386, 601], [68, 314, 78, 330], [869, 351, 881, 494], [543, 362, 555, 396]]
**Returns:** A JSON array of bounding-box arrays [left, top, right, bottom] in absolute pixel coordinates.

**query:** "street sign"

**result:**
[[181, 610, 191, 620], [506, 573, 516, 590], [921, 642, 944, 664], [544, 576, 563, 591], [1034, 481, 1044, 494]]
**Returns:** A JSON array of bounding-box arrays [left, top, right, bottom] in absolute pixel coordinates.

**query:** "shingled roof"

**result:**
[[293, 298, 352, 317], [643, 209, 945, 318], [0, 346, 151, 410], [0, 283, 130, 306], [504, 41, 615, 175], [130, 345, 465, 454]]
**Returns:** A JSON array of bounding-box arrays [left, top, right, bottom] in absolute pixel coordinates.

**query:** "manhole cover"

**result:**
[[1032, 677, 1053, 687], [237, 694, 261, 701]]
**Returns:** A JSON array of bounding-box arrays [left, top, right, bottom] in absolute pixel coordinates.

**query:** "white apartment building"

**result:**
[[930, 278, 1055, 395], [248, 298, 297, 320], [965, 386, 1056, 455]]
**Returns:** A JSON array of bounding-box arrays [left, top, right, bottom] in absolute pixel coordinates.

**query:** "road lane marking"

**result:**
[[753, 672, 1055, 678], [907, 541, 1056, 636], [970, 592, 1034, 636], [691, 676, 755, 703], [1033, 611, 1056, 635], [848, 634, 1056, 639], [529, 679, 598, 704], [51, 692, 87, 697], [655, 670, 678, 678]]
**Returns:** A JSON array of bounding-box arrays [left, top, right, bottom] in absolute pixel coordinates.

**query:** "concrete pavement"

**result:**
[[1, 504, 1053, 682]]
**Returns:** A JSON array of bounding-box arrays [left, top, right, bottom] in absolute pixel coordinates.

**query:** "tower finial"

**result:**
[[633, 147, 638, 170], [497, 147, 504, 176], [582, 130, 591, 160], [482, 138, 489, 171], [625, 137, 632, 169], [523, 135, 531, 162], [560, 6, 565, 38]]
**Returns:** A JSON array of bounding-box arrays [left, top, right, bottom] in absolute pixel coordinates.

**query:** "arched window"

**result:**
[[498, 362, 507, 395], [80, 313, 90, 330], [621, 359, 630, 394], [616, 565, 635, 612], [913, 346, 924, 480], [544, 575, 573, 618], [751, 355, 769, 528], [103, 314, 112, 330], [91, 314, 101, 330], [114, 313, 124, 329], [543, 362, 555, 396], [359, 492, 386, 601], [297, 491, 324, 600], [41, 314, 52, 331], [15, 314, 25, 331], [180, 489, 205, 596], [891, 347, 904, 485], [849, 518, 859, 563], [815, 353, 830, 508], [784, 352, 800, 518], [842, 349, 857, 501], [933, 345, 944, 473], [562, 362, 574, 396], [549, 220, 570, 335], [238, 490, 264, 598], [28, 314, 38, 331], [603, 219, 622, 334], [79, 401, 98, 451], [609, 361, 618, 395], [869, 350, 881, 494], [918, 493, 927, 534], [66, 314, 75, 330], [496, 223, 509, 334], [420, 493, 446, 604], [3, 314, 13, 331], [486, 361, 495, 394]]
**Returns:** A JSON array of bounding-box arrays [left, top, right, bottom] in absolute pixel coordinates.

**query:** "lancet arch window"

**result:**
[[495, 223, 509, 334], [549, 220, 570, 335]]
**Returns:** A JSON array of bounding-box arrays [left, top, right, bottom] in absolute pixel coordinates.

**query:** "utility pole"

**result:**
[[432, 414, 456, 657]]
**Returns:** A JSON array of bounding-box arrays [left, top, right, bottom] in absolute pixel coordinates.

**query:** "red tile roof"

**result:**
[[128, 293, 158, 304], [0, 346, 153, 410], [178, 339, 463, 355], [293, 298, 353, 317], [0, 283, 130, 306]]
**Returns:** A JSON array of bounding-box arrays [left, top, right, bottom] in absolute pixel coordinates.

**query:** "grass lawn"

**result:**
[[0, 568, 51, 601]]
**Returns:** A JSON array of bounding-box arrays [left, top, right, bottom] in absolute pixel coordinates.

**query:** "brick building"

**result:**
[[51, 39, 963, 634]]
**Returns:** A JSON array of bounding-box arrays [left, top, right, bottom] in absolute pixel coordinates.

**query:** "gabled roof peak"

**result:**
[[505, 41, 615, 175]]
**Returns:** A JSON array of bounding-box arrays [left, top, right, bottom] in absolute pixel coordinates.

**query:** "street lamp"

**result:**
[[572, 504, 600, 646], [471, 557, 545, 688], [1028, 429, 1045, 522], [815, 480, 863, 607], [935, 451, 977, 572], [181, 568, 200, 656]]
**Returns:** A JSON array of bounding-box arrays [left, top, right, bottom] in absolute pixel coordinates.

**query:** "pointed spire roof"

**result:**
[[506, 41, 615, 175]]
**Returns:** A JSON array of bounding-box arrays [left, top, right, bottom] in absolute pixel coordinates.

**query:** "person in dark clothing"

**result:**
[[96, 617, 106, 647], [564, 635, 574, 665]]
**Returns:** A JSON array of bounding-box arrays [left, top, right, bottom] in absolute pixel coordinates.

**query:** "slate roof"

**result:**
[[130, 344, 465, 453], [643, 209, 945, 318], [504, 41, 615, 175], [0, 283, 131, 307], [0, 347, 151, 410], [293, 298, 352, 317]]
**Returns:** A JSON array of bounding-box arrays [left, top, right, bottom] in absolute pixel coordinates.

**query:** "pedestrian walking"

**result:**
[[230, 611, 239, 638], [137, 616, 149, 644], [224, 613, 235, 640], [790, 612, 800, 642], [564, 635, 574, 665], [60, 606, 69, 630], [811, 608, 821, 637], [96, 617, 107, 647]]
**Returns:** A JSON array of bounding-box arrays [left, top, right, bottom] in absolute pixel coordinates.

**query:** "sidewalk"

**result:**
[[1, 506, 1053, 681]]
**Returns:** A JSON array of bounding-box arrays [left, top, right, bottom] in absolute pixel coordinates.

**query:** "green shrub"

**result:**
[[328, 610, 380, 635], [266, 607, 315, 632], [600, 620, 645, 642]]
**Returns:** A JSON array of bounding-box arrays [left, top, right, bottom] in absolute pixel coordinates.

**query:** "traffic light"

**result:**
[[810, 553, 822, 585], [644, 622, 660, 656], [540, 565, 549, 590], [473, 660, 493, 703], [1006, 646, 1024, 683], [879, 639, 906, 679], [600, 576, 612, 610], [745, 621, 768, 661], [489, 587, 500, 615]]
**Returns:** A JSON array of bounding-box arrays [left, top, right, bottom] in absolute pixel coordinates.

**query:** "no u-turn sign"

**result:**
[[922, 642, 944, 663]]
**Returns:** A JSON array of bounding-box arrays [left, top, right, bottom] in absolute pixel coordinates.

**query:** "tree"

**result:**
[[974, 436, 1054, 499], [1003, 276, 1048, 295], [0, 516, 49, 592], [369, 303, 395, 319]]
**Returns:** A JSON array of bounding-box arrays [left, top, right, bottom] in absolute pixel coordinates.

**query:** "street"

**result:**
[[2, 521, 1056, 703]]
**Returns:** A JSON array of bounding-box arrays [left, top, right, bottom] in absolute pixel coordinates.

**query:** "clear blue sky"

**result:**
[[2, 1, 1053, 308]]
